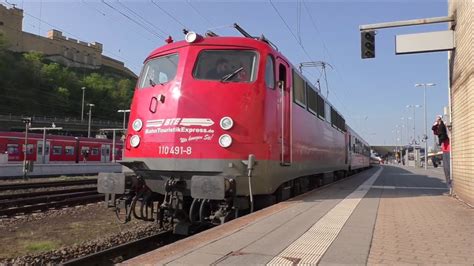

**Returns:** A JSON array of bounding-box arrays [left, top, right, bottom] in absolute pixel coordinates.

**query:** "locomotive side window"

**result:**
[[138, 53, 178, 89], [193, 50, 258, 82], [306, 83, 317, 115], [324, 102, 331, 123], [292, 70, 306, 107], [92, 148, 100, 156], [265, 55, 275, 89], [316, 94, 325, 119]]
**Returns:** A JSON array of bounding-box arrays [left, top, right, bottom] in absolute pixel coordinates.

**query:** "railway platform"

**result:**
[[125, 165, 474, 265], [0, 162, 122, 178]]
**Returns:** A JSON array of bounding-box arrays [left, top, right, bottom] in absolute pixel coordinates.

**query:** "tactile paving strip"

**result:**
[[267, 167, 383, 265]]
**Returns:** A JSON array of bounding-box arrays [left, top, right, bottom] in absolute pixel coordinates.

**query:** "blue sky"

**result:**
[[4, 0, 450, 146]]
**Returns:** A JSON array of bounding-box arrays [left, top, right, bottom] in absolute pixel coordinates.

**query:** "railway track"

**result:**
[[0, 179, 102, 217], [0, 179, 97, 191], [62, 229, 178, 266]]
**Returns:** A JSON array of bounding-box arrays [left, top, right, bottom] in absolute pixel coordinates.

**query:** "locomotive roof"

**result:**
[[143, 36, 366, 145], [145, 36, 284, 62]]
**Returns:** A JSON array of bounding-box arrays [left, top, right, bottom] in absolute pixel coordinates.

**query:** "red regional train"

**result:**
[[98, 25, 370, 233], [0, 132, 123, 163]]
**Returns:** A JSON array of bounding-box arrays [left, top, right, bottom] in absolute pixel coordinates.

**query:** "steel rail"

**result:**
[[0, 194, 104, 216], [0, 179, 97, 191], [62, 230, 177, 266], [0, 187, 96, 201], [0, 190, 99, 208]]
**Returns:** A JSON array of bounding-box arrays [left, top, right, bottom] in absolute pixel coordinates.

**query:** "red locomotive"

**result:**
[[0, 132, 123, 163], [98, 25, 370, 233]]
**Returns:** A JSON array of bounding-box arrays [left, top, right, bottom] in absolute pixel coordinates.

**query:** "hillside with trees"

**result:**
[[0, 35, 137, 121]]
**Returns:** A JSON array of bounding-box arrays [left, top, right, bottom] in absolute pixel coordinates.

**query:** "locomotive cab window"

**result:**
[[193, 50, 258, 82], [138, 53, 179, 89]]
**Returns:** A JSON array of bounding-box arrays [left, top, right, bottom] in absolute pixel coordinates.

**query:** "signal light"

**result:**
[[361, 31, 375, 59]]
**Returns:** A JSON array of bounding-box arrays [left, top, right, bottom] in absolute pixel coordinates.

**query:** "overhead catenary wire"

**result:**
[[268, 0, 350, 112], [150, 0, 188, 30], [302, 0, 354, 116], [80, 0, 156, 44], [115, 0, 170, 37], [186, 0, 216, 32], [268, 0, 316, 71], [101, 0, 166, 40]]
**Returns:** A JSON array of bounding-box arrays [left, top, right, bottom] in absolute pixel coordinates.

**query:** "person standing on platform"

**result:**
[[431, 115, 451, 194]]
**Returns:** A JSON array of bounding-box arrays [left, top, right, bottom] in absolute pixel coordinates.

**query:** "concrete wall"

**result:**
[[449, 0, 474, 205]]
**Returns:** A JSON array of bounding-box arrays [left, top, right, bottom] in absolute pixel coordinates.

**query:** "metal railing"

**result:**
[[0, 114, 122, 127]]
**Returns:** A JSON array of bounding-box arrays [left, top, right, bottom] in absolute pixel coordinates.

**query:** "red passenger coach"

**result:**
[[0, 132, 123, 163], [98, 26, 370, 233]]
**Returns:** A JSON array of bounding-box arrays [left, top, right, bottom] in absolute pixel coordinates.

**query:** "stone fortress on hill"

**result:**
[[0, 4, 137, 79]]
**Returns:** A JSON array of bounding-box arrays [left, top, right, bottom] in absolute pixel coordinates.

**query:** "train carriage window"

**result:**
[[81, 146, 90, 154], [265, 55, 275, 89], [306, 83, 317, 115], [52, 146, 62, 155], [65, 146, 74, 155], [292, 70, 306, 107], [21, 144, 34, 155], [7, 144, 19, 155], [138, 53, 178, 89], [92, 148, 99, 156], [193, 50, 258, 82]]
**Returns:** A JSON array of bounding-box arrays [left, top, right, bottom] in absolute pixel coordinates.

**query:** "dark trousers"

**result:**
[[442, 152, 451, 188]]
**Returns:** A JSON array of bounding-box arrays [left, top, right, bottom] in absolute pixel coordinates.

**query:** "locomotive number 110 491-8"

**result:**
[[158, 145, 193, 155]]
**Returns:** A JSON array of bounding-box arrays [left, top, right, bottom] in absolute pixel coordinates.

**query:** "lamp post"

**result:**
[[117, 109, 130, 129], [87, 103, 95, 138], [406, 104, 422, 145], [415, 83, 436, 170], [81, 87, 86, 121], [21, 117, 31, 179]]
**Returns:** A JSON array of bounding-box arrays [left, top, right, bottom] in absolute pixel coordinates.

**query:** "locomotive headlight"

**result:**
[[218, 134, 232, 148], [172, 85, 181, 99], [130, 135, 141, 148], [132, 119, 143, 131], [185, 31, 199, 43], [220, 117, 233, 130]]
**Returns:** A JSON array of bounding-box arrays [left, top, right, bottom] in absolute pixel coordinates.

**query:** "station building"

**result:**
[[0, 4, 136, 79], [449, 0, 474, 206]]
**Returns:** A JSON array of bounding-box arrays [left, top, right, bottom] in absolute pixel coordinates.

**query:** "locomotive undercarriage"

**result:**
[[97, 157, 362, 235], [98, 171, 243, 235]]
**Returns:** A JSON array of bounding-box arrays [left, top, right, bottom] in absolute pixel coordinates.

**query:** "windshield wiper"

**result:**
[[221, 67, 244, 82], [149, 79, 156, 87]]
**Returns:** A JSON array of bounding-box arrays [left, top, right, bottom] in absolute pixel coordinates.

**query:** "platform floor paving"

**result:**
[[125, 165, 474, 265]]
